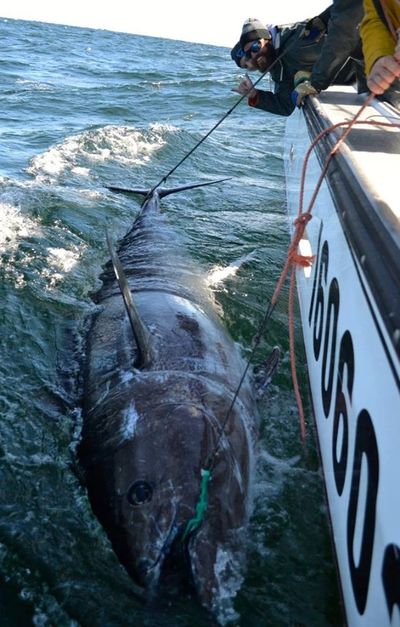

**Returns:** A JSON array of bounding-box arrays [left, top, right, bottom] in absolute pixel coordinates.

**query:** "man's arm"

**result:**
[[249, 79, 296, 117], [232, 73, 295, 117], [360, 0, 397, 75], [310, 0, 364, 91]]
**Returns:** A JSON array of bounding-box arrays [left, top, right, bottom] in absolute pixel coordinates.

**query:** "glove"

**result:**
[[293, 71, 311, 87], [303, 16, 326, 42], [292, 81, 318, 107]]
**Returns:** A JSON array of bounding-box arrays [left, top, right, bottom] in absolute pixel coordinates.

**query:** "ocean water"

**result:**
[[0, 17, 341, 627]]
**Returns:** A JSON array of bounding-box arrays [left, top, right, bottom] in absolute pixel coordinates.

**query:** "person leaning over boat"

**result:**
[[231, 16, 356, 117], [360, 0, 400, 107], [230, 41, 257, 71], [292, 0, 366, 107]]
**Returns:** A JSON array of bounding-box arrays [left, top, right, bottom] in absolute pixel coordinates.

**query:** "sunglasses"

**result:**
[[244, 40, 262, 59]]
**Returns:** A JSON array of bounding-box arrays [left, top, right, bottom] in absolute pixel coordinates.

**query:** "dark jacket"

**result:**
[[310, 0, 364, 91], [250, 21, 327, 117]]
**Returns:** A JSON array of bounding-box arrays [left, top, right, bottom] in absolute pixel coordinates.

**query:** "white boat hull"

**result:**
[[284, 88, 400, 626]]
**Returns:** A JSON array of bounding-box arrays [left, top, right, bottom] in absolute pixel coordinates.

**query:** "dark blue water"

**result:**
[[0, 17, 340, 626]]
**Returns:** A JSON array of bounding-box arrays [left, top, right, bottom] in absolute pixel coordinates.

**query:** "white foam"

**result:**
[[0, 203, 40, 251], [38, 244, 85, 290], [16, 78, 53, 92], [27, 124, 173, 183], [27, 134, 83, 181], [206, 251, 257, 287], [213, 545, 243, 625], [71, 166, 91, 177], [149, 121, 178, 134], [46, 247, 80, 273]]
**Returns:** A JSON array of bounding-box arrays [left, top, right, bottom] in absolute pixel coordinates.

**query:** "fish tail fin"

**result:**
[[158, 178, 231, 198], [106, 177, 231, 198], [106, 186, 149, 196]]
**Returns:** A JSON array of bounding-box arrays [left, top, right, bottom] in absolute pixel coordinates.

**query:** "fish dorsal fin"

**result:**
[[106, 230, 152, 368]]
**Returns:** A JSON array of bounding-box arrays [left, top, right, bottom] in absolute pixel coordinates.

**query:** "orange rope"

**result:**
[[275, 94, 400, 445], [288, 267, 306, 442]]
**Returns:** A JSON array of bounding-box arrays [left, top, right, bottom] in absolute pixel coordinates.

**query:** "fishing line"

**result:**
[[148, 28, 306, 196], [204, 299, 277, 471], [162, 26, 328, 541], [181, 298, 278, 541], [180, 28, 315, 539], [206, 98, 397, 471]]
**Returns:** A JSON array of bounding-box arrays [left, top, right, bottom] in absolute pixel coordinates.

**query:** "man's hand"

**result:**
[[291, 71, 317, 107], [367, 55, 400, 94], [292, 81, 318, 106], [232, 73, 257, 98]]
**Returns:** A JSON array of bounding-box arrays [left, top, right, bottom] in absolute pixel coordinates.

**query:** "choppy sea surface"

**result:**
[[0, 17, 341, 627]]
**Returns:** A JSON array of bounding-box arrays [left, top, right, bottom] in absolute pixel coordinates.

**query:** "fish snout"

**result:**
[[137, 557, 153, 578], [134, 556, 162, 590]]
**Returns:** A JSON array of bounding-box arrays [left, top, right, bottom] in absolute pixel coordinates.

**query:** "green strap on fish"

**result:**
[[181, 468, 211, 542]]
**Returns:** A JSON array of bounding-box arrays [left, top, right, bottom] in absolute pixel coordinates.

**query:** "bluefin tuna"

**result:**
[[78, 181, 278, 622]]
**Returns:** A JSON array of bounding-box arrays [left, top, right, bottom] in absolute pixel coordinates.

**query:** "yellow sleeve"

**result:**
[[360, 0, 396, 75]]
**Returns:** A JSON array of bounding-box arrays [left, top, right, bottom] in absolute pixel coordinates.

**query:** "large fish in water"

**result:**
[[79, 180, 278, 622]]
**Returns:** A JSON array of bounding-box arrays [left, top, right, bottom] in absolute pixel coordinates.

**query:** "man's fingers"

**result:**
[[367, 79, 385, 94], [381, 55, 400, 75], [368, 55, 400, 94], [368, 75, 390, 94]]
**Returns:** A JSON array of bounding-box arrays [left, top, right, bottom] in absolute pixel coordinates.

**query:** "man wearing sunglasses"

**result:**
[[232, 15, 356, 116], [230, 41, 258, 70]]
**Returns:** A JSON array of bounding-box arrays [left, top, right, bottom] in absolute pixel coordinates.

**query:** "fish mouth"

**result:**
[[158, 527, 195, 593], [133, 517, 196, 597], [129, 523, 241, 619]]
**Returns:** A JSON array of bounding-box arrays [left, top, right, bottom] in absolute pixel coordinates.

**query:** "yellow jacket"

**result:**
[[361, 0, 400, 74]]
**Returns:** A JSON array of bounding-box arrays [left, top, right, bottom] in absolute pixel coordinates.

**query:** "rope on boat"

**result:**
[[200, 97, 383, 468], [282, 93, 400, 446], [173, 63, 400, 538], [191, 95, 400, 478]]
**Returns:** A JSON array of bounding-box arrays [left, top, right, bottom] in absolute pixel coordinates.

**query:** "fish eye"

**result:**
[[127, 481, 153, 506]]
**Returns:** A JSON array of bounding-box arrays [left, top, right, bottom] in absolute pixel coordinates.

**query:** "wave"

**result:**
[[26, 123, 179, 184]]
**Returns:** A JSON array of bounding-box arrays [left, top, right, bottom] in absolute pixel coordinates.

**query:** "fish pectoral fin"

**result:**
[[254, 346, 280, 398], [106, 230, 152, 368]]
